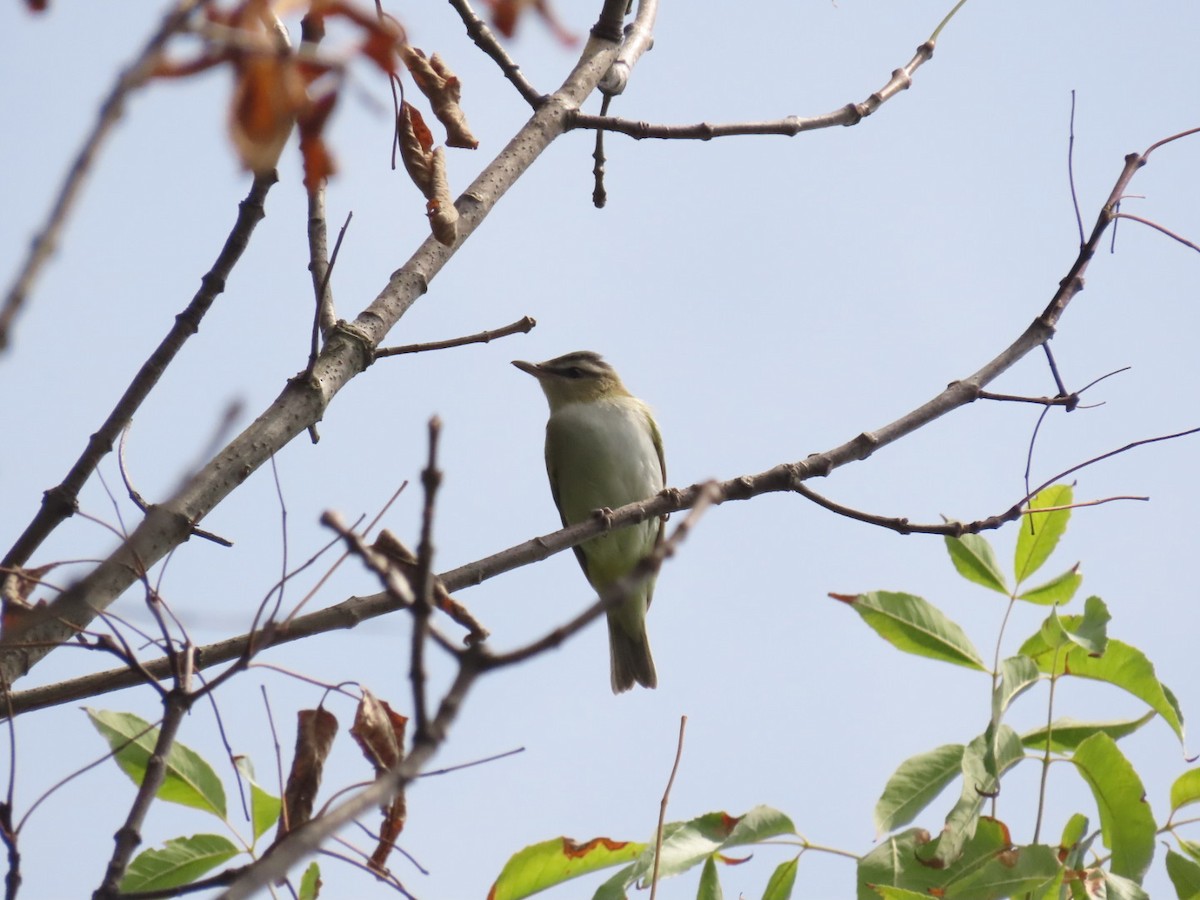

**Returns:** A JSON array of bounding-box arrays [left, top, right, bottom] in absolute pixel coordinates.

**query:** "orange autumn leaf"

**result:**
[[230, 54, 307, 174]]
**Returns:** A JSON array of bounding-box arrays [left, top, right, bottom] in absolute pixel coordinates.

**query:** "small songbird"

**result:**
[[513, 351, 666, 693]]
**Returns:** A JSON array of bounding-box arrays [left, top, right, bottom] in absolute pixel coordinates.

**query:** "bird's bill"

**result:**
[[511, 359, 543, 377]]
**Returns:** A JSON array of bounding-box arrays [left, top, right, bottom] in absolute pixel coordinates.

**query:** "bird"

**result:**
[[512, 351, 665, 693]]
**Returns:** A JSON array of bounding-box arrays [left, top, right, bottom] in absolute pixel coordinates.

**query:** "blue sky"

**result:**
[[3, 1, 1199, 897]]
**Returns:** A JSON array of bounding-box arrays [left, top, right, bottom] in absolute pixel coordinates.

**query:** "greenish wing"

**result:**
[[545, 430, 592, 581], [646, 408, 667, 549], [645, 407, 666, 611]]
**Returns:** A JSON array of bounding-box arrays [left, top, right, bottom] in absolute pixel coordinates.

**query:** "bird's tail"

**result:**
[[608, 617, 657, 693]]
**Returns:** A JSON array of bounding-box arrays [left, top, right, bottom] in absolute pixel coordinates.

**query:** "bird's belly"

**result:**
[[547, 402, 663, 585]]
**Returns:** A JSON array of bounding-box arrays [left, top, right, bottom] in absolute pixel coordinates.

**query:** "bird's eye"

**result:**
[[565, 367, 584, 379]]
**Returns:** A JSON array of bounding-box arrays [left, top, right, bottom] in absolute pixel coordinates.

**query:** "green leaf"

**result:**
[[870, 888, 930, 899], [1017, 565, 1082, 606], [1071, 733, 1155, 882], [489, 837, 647, 900], [1100, 871, 1150, 900], [594, 864, 636, 900], [235, 758, 281, 842], [119, 834, 239, 892], [697, 855, 723, 900], [993, 655, 1040, 720], [1167, 848, 1200, 899], [836, 592, 987, 671], [858, 819, 1057, 900], [298, 861, 321, 900], [1057, 813, 1096, 874], [1035, 596, 1109, 655], [921, 728, 1025, 867], [1172, 769, 1200, 815], [940, 843, 1060, 899], [86, 709, 227, 817], [1020, 713, 1155, 752], [762, 857, 798, 900], [873, 744, 965, 835], [639, 807, 796, 885], [1181, 839, 1200, 864], [1017, 636, 1185, 744], [945, 534, 1008, 594], [1015, 484, 1073, 584]]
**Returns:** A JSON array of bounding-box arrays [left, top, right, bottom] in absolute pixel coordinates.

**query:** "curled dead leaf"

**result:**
[[274, 706, 339, 843], [397, 103, 459, 246], [351, 690, 410, 874], [400, 47, 478, 150]]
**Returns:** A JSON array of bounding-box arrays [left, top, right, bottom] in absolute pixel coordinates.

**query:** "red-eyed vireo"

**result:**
[[513, 351, 665, 693]]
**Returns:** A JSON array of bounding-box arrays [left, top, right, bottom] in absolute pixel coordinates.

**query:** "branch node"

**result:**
[[853, 432, 880, 460], [326, 319, 377, 369]]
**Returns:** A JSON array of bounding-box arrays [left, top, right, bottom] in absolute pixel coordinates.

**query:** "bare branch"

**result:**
[[649, 715, 686, 900], [376, 315, 536, 358], [410, 419, 444, 741], [1068, 90, 1085, 246], [1113, 212, 1200, 254], [571, 38, 939, 142]]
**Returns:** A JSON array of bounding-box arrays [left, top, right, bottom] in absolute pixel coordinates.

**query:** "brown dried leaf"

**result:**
[[397, 103, 458, 245], [1, 563, 57, 634], [372, 531, 489, 644], [400, 47, 478, 150], [368, 789, 407, 874], [397, 102, 434, 193], [350, 689, 408, 772], [350, 690, 409, 874], [274, 707, 339, 843], [372, 530, 418, 567]]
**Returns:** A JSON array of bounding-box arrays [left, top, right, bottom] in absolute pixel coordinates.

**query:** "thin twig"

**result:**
[[445, 0, 543, 107], [416, 746, 524, 778], [307, 211, 353, 378], [592, 93, 612, 208], [376, 315, 535, 358], [1042, 344, 1069, 400], [410, 419, 444, 740], [1068, 90, 1084, 247], [1113, 212, 1200, 254], [571, 36, 942, 141], [649, 715, 687, 900]]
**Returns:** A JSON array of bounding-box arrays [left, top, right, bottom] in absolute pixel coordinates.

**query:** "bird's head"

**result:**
[[512, 351, 631, 410]]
